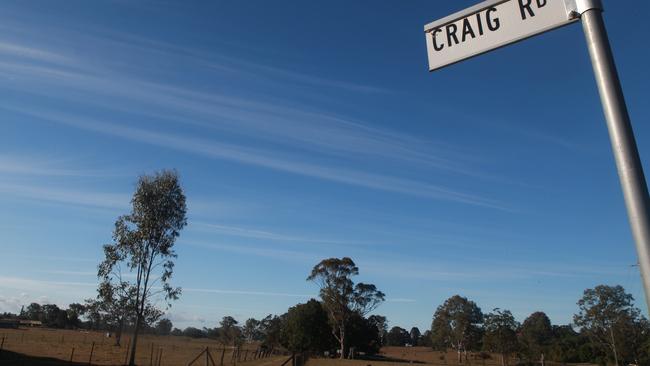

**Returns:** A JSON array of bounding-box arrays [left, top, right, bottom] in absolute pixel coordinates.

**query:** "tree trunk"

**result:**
[[609, 326, 619, 366], [115, 318, 124, 347], [128, 314, 142, 366], [339, 324, 345, 360]]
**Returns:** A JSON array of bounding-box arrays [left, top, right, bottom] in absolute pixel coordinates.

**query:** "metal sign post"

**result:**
[[425, 0, 650, 312]]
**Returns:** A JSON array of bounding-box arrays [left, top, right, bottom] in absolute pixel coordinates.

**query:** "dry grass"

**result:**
[[306, 347, 597, 366], [0, 327, 286, 365]]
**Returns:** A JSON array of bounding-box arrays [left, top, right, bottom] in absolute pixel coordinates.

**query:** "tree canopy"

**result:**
[[307, 257, 385, 359]]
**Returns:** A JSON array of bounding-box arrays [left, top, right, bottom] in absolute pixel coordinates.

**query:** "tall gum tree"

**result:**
[[307, 257, 385, 359], [98, 170, 187, 366]]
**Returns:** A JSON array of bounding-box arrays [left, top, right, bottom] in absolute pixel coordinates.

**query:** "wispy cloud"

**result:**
[[192, 222, 356, 245], [0, 154, 120, 177], [5, 106, 505, 209], [387, 298, 417, 303], [0, 181, 129, 210], [0, 40, 71, 64], [0, 276, 97, 291], [0, 34, 507, 203], [184, 241, 319, 263], [183, 287, 314, 298]]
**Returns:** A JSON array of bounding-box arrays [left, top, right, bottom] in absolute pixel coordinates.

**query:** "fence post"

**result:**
[[244, 350, 248, 362], [150, 343, 155, 366], [123, 338, 131, 366], [88, 342, 95, 365], [0, 335, 5, 357], [220, 348, 226, 366], [157, 347, 163, 366], [206, 347, 210, 366], [69, 347, 75, 364]]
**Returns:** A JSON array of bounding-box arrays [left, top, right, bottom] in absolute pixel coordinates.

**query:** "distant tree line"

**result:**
[[1, 302, 173, 337], [426, 285, 650, 366]]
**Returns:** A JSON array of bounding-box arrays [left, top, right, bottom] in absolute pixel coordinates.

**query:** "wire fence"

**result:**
[[0, 328, 285, 366]]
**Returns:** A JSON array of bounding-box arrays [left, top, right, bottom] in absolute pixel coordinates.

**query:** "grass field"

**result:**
[[307, 347, 597, 366], [0, 329, 598, 366], [0, 327, 286, 365]]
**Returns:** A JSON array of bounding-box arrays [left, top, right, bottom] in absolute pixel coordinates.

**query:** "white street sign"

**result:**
[[424, 0, 578, 71]]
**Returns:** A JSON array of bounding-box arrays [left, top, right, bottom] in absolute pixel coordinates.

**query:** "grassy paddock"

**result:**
[[306, 347, 597, 366], [0, 327, 284, 365]]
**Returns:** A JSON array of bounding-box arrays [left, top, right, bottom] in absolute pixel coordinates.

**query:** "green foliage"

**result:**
[[155, 318, 173, 335], [386, 326, 410, 346], [519, 311, 552, 362], [368, 315, 388, 346], [307, 257, 385, 359], [183, 327, 207, 338], [346, 312, 382, 355], [430, 295, 483, 354], [98, 170, 187, 365], [574, 284, 644, 365], [419, 330, 433, 347], [546, 325, 591, 363], [219, 316, 242, 346], [482, 308, 519, 362], [281, 299, 336, 352], [243, 318, 262, 342], [409, 327, 421, 346], [260, 314, 284, 348]]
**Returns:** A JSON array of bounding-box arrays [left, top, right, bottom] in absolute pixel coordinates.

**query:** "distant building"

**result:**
[[19, 320, 43, 327], [0, 319, 20, 329]]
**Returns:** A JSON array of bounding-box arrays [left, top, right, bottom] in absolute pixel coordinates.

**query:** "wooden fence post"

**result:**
[[88, 342, 95, 365], [69, 347, 75, 364], [220, 348, 226, 366], [157, 347, 163, 366], [124, 338, 131, 366], [0, 335, 5, 357], [150, 343, 155, 366]]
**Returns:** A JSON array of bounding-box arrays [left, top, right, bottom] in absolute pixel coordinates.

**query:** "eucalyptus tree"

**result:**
[[431, 295, 483, 364], [98, 170, 187, 366], [520, 312, 553, 366], [574, 285, 643, 366], [307, 257, 385, 359], [482, 308, 519, 366]]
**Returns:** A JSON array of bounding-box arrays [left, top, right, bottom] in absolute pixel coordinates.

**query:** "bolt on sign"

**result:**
[[424, 0, 578, 71]]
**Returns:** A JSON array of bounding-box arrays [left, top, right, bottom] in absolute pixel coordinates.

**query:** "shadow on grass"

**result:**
[[0, 349, 108, 365], [357, 354, 426, 364]]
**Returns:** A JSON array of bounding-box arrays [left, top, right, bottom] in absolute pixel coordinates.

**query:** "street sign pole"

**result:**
[[424, 0, 650, 312], [578, 1, 650, 311]]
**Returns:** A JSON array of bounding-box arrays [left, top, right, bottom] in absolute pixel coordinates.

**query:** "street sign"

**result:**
[[424, 0, 578, 71], [423, 0, 650, 314]]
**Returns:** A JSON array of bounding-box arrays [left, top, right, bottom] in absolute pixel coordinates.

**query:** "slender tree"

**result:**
[[98, 170, 187, 366], [307, 257, 385, 359]]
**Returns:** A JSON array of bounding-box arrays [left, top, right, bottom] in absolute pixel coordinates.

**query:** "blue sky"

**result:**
[[1, 0, 649, 331]]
